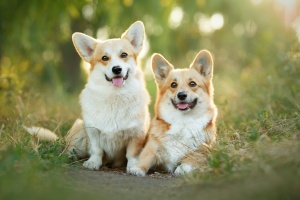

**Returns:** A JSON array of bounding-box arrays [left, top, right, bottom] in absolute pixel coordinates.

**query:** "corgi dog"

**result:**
[[128, 50, 217, 176], [73, 21, 150, 171], [26, 21, 150, 172]]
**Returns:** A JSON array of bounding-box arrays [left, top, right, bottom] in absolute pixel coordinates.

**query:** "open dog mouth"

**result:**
[[171, 98, 198, 111], [105, 71, 129, 87]]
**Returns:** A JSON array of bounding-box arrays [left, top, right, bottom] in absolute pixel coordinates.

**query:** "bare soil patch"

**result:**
[[63, 166, 299, 200]]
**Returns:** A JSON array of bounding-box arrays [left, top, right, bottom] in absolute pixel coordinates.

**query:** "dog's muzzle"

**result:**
[[105, 70, 129, 87], [171, 98, 198, 111]]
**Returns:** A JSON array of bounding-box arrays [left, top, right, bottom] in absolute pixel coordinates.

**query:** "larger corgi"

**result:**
[[128, 50, 217, 176], [26, 21, 150, 172], [72, 21, 150, 171]]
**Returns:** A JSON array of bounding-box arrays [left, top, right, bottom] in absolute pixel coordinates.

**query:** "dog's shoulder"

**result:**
[[148, 117, 170, 139]]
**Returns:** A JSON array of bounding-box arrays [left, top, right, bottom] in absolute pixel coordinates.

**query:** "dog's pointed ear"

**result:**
[[152, 53, 174, 82], [121, 21, 145, 54], [72, 32, 96, 63], [190, 50, 214, 79]]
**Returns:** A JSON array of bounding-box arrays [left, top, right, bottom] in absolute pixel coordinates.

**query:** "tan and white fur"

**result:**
[[128, 50, 217, 176], [26, 21, 150, 172], [73, 21, 150, 171]]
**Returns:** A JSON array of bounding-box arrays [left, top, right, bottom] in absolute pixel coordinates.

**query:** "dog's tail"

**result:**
[[23, 125, 59, 141], [24, 119, 89, 158]]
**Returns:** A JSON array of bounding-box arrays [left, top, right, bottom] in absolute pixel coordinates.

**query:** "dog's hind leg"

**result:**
[[174, 143, 211, 176], [65, 119, 89, 158]]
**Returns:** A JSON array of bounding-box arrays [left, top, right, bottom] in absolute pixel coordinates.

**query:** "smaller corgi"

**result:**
[[128, 50, 218, 176]]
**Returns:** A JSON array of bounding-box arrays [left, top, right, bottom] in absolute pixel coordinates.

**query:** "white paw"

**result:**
[[174, 164, 193, 176], [83, 157, 102, 170], [127, 166, 146, 177], [126, 158, 138, 170]]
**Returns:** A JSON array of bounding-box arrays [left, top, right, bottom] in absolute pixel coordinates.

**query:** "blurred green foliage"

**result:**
[[1, 0, 299, 91]]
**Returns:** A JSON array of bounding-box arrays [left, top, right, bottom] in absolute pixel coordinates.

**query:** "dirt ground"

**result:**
[[65, 167, 182, 200], [62, 166, 296, 200]]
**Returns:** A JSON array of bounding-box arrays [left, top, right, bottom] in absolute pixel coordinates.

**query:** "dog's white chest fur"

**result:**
[[80, 74, 148, 136], [82, 90, 141, 133], [162, 113, 212, 170]]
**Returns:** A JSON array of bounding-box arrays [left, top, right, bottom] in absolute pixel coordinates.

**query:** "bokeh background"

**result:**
[[1, 0, 300, 120], [1, 0, 300, 115]]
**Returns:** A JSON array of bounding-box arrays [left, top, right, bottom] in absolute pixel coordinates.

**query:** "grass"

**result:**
[[0, 46, 300, 199]]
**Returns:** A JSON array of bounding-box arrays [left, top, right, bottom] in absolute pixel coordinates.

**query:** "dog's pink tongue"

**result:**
[[177, 103, 189, 110], [112, 77, 124, 87]]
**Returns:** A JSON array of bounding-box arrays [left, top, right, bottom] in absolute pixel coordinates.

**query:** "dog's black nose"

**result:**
[[177, 92, 187, 100], [112, 66, 122, 75]]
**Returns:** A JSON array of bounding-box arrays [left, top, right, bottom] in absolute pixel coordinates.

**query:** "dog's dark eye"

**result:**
[[102, 55, 109, 61], [171, 82, 178, 88], [189, 81, 197, 87], [120, 52, 128, 58]]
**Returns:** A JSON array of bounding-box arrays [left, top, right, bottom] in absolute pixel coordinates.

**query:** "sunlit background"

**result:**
[[0, 0, 299, 119]]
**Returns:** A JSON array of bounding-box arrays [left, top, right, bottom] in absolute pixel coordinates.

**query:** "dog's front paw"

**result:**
[[83, 157, 102, 170], [174, 164, 193, 176], [126, 158, 138, 170], [127, 166, 146, 177]]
